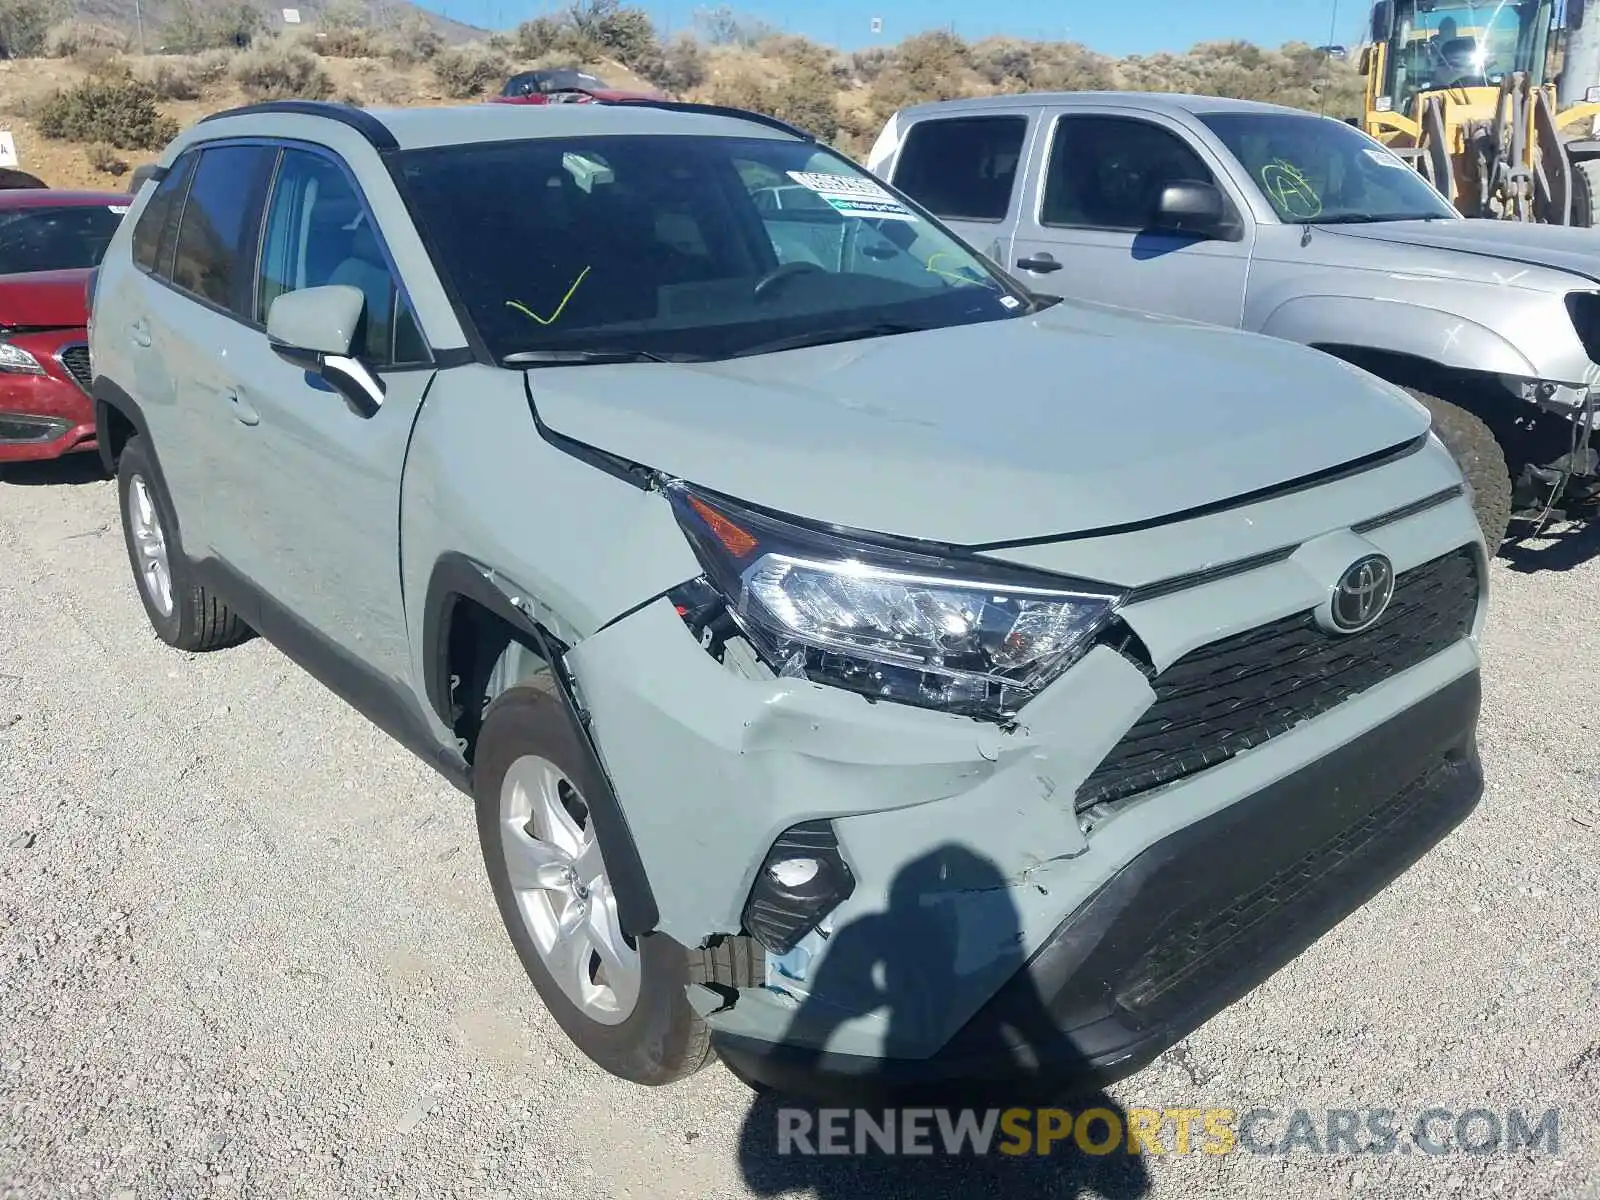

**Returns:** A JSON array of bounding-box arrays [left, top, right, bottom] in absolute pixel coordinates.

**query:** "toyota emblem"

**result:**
[[1327, 554, 1395, 634]]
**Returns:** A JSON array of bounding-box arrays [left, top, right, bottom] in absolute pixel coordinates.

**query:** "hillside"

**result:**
[[0, 0, 1365, 189]]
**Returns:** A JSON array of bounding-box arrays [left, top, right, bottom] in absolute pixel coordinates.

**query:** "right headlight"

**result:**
[[666, 481, 1125, 722]]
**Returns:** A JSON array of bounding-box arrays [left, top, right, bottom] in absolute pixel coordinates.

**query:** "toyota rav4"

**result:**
[[88, 98, 1488, 1101]]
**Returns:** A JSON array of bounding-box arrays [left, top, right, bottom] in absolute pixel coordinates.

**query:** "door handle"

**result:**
[[1016, 254, 1064, 273], [129, 319, 151, 348], [223, 386, 260, 427]]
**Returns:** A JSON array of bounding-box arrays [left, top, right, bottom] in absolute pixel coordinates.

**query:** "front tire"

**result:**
[[474, 681, 711, 1086], [116, 435, 250, 651], [1405, 387, 1513, 549]]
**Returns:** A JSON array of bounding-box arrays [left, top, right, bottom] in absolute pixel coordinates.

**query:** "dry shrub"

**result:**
[[136, 57, 201, 100], [306, 24, 381, 58], [85, 142, 128, 176], [231, 41, 334, 100], [43, 19, 127, 58], [384, 13, 441, 65], [430, 43, 509, 99], [35, 71, 178, 150]]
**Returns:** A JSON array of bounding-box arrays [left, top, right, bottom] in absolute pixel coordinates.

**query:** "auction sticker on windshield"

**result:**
[[787, 170, 918, 220]]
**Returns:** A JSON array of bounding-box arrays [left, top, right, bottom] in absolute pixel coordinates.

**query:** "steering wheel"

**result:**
[[753, 260, 824, 301]]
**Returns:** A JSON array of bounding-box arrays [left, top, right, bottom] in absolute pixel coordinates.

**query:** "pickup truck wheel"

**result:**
[[1405, 388, 1512, 548], [116, 435, 249, 651], [474, 682, 711, 1086]]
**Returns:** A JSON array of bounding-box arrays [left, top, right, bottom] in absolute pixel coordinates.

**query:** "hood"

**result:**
[[529, 302, 1432, 546], [0, 268, 89, 329], [1323, 219, 1600, 287]]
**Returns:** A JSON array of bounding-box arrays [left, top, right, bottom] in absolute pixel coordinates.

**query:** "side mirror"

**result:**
[[1150, 180, 1239, 240], [1358, 45, 1375, 75], [266, 284, 385, 415]]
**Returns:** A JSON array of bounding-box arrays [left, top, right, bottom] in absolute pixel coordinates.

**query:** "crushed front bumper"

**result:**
[[711, 669, 1482, 1103]]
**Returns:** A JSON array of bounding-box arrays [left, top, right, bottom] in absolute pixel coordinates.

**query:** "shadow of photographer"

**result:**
[[734, 842, 1154, 1199]]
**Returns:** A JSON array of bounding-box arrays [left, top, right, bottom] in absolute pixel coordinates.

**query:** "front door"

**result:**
[[221, 144, 435, 685], [1011, 112, 1254, 327]]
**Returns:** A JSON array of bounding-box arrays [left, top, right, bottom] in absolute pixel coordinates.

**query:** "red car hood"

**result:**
[[0, 268, 89, 328]]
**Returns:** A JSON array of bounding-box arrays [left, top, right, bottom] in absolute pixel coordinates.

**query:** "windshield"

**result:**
[[1379, 0, 1553, 113], [1200, 111, 1459, 223], [394, 134, 1027, 363], [0, 203, 125, 275]]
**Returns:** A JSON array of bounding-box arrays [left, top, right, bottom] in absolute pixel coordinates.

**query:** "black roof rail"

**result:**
[[600, 97, 816, 142], [197, 100, 399, 151]]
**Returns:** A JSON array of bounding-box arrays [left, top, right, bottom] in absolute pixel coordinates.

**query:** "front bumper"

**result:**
[[711, 669, 1482, 1103], [0, 337, 95, 464]]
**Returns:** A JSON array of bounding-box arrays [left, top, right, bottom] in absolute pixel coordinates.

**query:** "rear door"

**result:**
[[878, 110, 1034, 272], [1009, 110, 1254, 325], [129, 142, 277, 562]]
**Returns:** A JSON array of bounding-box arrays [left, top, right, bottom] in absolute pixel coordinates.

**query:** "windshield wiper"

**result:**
[[502, 347, 699, 366], [724, 322, 927, 359], [1307, 213, 1443, 225]]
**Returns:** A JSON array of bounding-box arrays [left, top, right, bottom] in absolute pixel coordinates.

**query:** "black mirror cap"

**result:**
[[1151, 180, 1242, 240]]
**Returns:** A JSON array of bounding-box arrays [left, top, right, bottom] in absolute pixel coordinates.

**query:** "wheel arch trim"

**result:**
[[421, 551, 661, 936]]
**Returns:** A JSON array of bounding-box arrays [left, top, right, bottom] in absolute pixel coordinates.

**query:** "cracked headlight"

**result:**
[[666, 481, 1124, 721]]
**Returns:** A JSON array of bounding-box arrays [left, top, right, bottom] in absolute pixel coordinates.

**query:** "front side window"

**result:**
[[890, 116, 1027, 222], [1042, 117, 1217, 231], [0, 201, 126, 275], [257, 148, 426, 366], [1199, 111, 1459, 224], [395, 133, 1026, 364], [171, 143, 277, 316]]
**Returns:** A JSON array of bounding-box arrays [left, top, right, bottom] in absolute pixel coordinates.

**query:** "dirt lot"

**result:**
[[2, 454, 1599, 1199]]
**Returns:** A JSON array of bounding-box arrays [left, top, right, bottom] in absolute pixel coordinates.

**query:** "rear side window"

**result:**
[[890, 115, 1027, 222], [131, 154, 195, 276], [170, 144, 277, 318]]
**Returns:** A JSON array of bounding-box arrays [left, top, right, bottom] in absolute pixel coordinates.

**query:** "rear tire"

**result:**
[[474, 682, 711, 1086], [116, 435, 250, 651], [1405, 387, 1513, 549]]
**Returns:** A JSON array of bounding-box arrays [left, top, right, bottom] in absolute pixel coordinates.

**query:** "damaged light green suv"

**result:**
[[89, 99, 1487, 1101]]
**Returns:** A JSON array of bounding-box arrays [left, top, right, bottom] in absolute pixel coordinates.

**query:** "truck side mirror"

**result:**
[[1150, 180, 1240, 241], [1358, 45, 1375, 75]]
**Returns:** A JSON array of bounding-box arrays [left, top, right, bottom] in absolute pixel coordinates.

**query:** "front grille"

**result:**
[[1076, 546, 1479, 812], [56, 343, 91, 395]]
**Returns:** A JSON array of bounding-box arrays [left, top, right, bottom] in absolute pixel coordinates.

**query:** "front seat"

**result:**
[[328, 219, 393, 359]]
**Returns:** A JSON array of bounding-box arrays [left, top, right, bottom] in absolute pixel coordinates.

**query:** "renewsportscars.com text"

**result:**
[[774, 1106, 1560, 1157]]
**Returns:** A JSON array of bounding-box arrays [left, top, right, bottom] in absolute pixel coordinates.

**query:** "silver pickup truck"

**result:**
[[868, 91, 1600, 551]]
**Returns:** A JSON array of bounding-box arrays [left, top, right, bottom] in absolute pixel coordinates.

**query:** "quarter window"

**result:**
[[257, 148, 426, 367], [890, 115, 1027, 222], [130, 153, 195, 278], [1041, 116, 1217, 231], [170, 144, 277, 316]]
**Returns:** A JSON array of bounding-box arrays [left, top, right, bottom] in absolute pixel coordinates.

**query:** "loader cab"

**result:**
[[1366, 0, 1555, 118]]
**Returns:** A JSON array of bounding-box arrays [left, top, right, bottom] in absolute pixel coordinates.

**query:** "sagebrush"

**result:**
[[34, 72, 179, 150]]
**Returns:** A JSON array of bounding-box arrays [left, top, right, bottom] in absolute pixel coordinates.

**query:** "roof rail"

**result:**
[[197, 100, 399, 151], [600, 97, 816, 142]]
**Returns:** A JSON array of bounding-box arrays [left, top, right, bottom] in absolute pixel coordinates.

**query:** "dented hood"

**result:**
[[528, 302, 1431, 545], [1323, 219, 1600, 286], [0, 268, 90, 329]]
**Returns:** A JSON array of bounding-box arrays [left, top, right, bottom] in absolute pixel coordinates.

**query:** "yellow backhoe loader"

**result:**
[[1360, 0, 1600, 222]]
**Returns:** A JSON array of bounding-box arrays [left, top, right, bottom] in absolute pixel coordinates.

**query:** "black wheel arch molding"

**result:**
[[422, 551, 663, 936]]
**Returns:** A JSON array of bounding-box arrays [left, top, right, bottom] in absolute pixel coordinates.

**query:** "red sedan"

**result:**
[[0, 189, 127, 464]]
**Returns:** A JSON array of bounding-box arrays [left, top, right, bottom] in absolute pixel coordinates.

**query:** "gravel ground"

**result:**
[[2, 455, 1598, 1200]]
